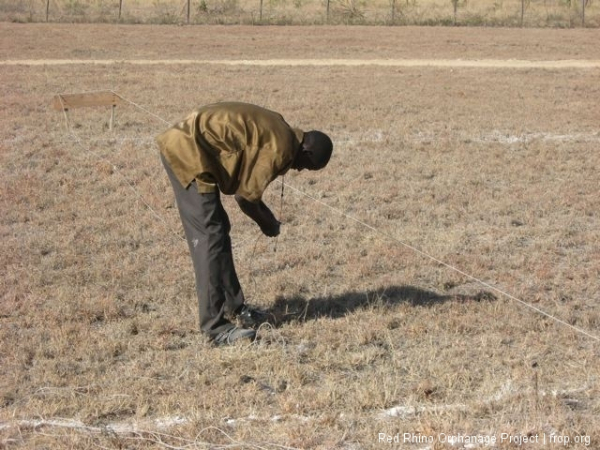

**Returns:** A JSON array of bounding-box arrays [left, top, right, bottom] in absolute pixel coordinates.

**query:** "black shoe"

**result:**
[[213, 327, 256, 346], [234, 304, 270, 329]]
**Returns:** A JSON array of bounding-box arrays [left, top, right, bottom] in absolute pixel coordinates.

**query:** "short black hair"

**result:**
[[303, 130, 333, 169]]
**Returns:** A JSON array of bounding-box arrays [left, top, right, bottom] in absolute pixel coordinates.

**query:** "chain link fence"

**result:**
[[1, 0, 597, 27]]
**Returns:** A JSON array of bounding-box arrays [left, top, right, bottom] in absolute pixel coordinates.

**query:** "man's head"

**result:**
[[292, 131, 333, 171]]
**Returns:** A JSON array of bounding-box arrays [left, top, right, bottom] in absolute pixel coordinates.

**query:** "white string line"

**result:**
[[111, 90, 171, 126], [277, 180, 600, 343], [70, 91, 599, 343]]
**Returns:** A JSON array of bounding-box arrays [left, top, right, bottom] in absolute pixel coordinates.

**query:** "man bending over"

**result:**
[[157, 102, 333, 346]]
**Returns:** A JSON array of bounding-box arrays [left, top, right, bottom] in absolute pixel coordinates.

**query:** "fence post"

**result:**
[[582, 0, 585, 27], [187, 0, 191, 23], [259, 0, 263, 21], [521, 0, 524, 27], [119, 0, 123, 20], [110, 105, 116, 131], [390, 0, 396, 24], [326, 0, 330, 23], [452, 0, 458, 25], [46, 0, 50, 22]]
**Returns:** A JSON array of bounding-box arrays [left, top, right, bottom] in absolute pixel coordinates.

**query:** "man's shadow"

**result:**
[[266, 285, 496, 326]]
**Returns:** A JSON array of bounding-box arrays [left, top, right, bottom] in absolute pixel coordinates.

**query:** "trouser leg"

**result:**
[[161, 156, 245, 338]]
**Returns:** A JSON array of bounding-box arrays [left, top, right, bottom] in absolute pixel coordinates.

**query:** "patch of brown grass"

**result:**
[[1, 25, 599, 449]]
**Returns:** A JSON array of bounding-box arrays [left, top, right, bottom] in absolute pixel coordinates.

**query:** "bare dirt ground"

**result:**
[[1, 23, 600, 449], [2, 24, 600, 60]]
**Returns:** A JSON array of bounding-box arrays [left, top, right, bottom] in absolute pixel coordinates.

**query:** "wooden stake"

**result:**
[[110, 105, 116, 131]]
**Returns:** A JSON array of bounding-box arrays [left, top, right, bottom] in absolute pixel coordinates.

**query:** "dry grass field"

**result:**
[[1, 23, 600, 449]]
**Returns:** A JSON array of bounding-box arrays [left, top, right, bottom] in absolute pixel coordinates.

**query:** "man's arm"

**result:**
[[235, 194, 280, 237]]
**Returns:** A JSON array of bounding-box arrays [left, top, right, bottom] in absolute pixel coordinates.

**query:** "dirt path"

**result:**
[[2, 58, 600, 68]]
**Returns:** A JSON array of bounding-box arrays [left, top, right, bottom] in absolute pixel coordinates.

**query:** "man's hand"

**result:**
[[235, 194, 281, 238]]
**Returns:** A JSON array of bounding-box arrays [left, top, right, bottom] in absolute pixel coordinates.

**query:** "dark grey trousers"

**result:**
[[161, 155, 245, 338]]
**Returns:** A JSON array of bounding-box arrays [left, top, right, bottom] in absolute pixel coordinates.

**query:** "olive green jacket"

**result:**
[[157, 102, 303, 203]]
